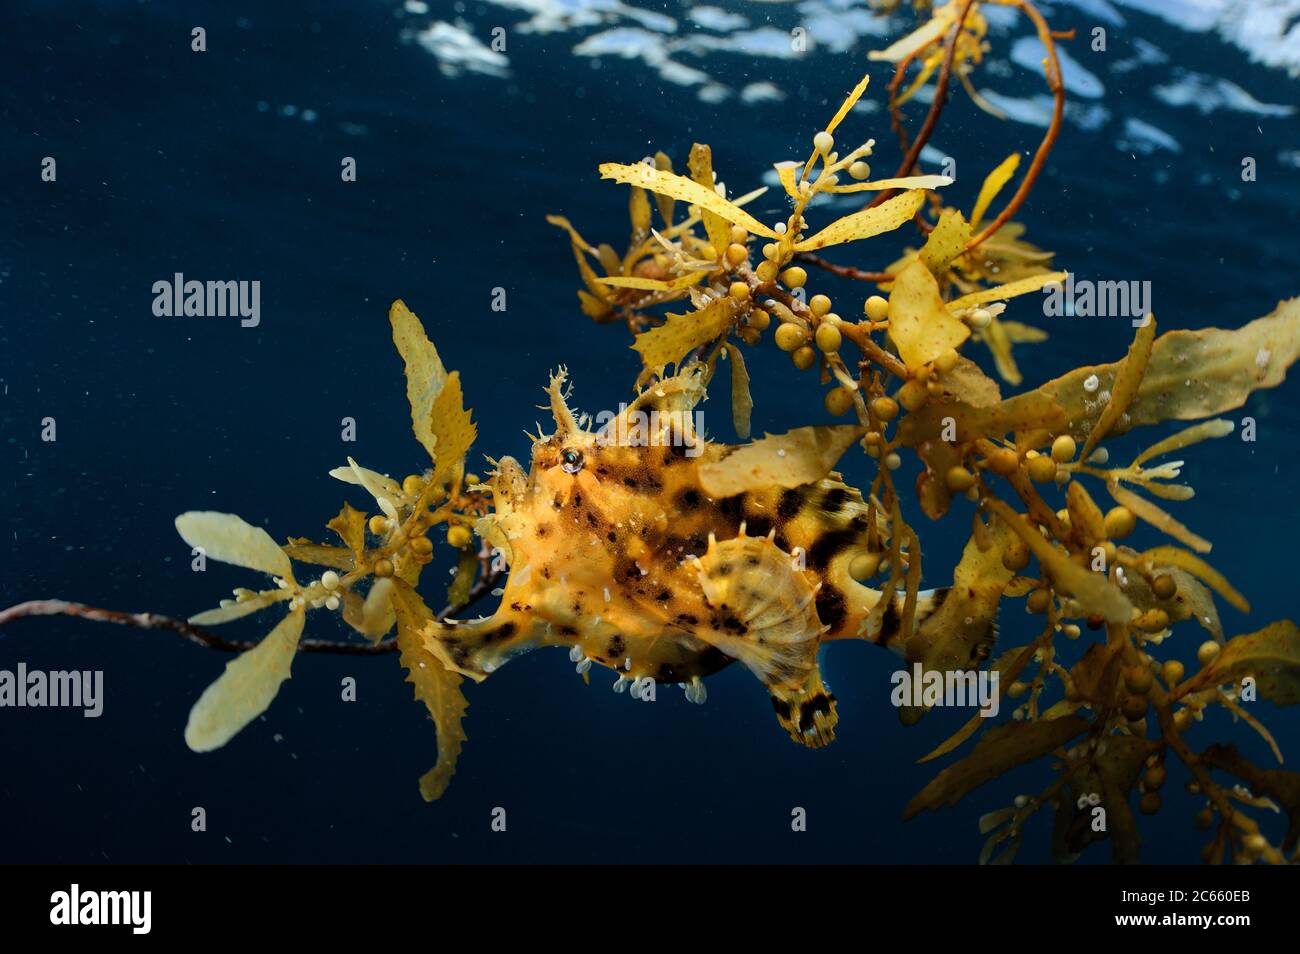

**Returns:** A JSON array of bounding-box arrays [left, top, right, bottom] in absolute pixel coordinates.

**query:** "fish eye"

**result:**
[[560, 449, 584, 474]]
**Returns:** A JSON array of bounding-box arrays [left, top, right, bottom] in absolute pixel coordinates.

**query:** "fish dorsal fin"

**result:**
[[600, 366, 707, 449]]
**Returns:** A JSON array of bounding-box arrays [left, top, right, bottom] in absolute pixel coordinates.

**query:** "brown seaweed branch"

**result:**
[[966, 0, 1066, 251], [0, 545, 504, 656]]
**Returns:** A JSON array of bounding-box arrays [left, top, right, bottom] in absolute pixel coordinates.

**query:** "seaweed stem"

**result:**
[[0, 544, 504, 656], [965, 0, 1064, 251]]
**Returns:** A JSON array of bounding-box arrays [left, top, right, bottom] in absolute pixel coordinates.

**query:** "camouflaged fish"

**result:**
[[421, 365, 998, 747]]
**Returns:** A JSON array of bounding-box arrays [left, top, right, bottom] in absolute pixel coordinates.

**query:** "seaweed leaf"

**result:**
[[724, 342, 753, 440], [389, 580, 469, 801], [175, 511, 293, 580], [698, 425, 864, 498], [389, 300, 450, 460], [184, 607, 305, 752], [599, 162, 780, 239], [632, 296, 742, 370], [1184, 621, 1300, 705], [794, 190, 926, 252], [904, 715, 1090, 818]]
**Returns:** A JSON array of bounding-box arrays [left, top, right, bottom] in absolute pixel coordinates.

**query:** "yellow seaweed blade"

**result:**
[[1185, 621, 1300, 705], [1081, 317, 1157, 462], [824, 174, 953, 194], [724, 342, 753, 440], [1108, 480, 1211, 554], [326, 501, 368, 559], [629, 186, 651, 236], [698, 425, 864, 498], [595, 273, 706, 291], [919, 210, 972, 276], [688, 143, 732, 255], [904, 716, 1091, 819], [632, 296, 742, 370], [189, 590, 287, 626], [175, 511, 293, 580], [986, 498, 1133, 623], [390, 580, 469, 802], [599, 162, 780, 238], [1140, 545, 1250, 613], [184, 607, 305, 752], [389, 300, 450, 460], [887, 259, 971, 370], [870, 7, 954, 63], [970, 154, 1021, 228], [775, 162, 802, 201], [824, 72, 870, 133], [795, 189, 927, 252], [429, 371, 476, 491], [947, 271, 1068, 311]]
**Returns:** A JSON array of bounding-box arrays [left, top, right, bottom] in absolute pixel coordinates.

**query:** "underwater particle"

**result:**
[[1026, 455, 1057, 483], [320, 571, 340, 590], [792, 345, 817, 371], [774, 323, 808, 351], [780, 266, 807, 288], [870, 395, 899, 422], [374, 558, 395, 578], [1103, 506, 1136, 539], [1196, 640, 1221, 666], [809, 294, 832, 317], [848, 551, 881, 581], [945, 465, 976, 492], [1151, 574, 1177, 600], [824, 386, 854, 416], [447, 525, 472, 548], [815, 323, 842, 353], [729, 281, 751, 301], [864, 295, 889, 322], [1083, 373, 1101, 393], [1050, 435, 1076, 463]]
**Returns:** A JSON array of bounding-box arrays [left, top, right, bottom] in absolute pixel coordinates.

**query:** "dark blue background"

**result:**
[[2, 0, 1298, 863]]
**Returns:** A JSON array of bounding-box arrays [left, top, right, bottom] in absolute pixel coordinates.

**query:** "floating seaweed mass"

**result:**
[[13, 0, 1300, 865]]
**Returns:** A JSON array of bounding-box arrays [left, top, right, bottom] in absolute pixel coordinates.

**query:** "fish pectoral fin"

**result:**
[[423, 612, 535, 682], [689, 530, 834, 746]]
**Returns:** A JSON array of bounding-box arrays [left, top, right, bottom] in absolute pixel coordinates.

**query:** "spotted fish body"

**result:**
[[422, 366, 958, 747]]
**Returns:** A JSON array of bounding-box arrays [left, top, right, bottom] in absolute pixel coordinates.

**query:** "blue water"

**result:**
[[2, 0, 1299, 863]]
